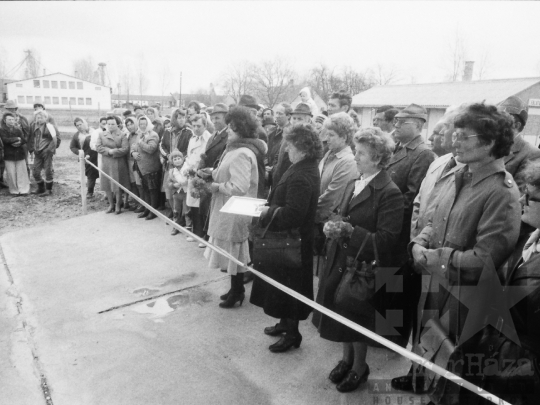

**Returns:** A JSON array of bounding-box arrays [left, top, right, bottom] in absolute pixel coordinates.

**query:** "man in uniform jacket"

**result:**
[[499, 95, 540, 191], [386, 103, 436, 263]]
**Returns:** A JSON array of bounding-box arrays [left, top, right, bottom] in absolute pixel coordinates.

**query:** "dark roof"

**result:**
[[352, 77, 540, 108], [7, 72, 110, 88]]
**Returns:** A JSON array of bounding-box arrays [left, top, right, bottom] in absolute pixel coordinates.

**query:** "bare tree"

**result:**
[[252, 57, 296, 107], [221, 60, 256, 103], [306, 62, 338, 102], [119, 63, 134, 105], [24, 48, 41, 79], [340, 66, 374, 95], [73, 56, 95, 82], [370, 63, 399, 86], [475, 49, 492, 80], [136, 55, 149, 100], [442, 31, 467, 81]]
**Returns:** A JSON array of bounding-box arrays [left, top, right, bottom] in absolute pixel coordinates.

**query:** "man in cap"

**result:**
[[387, 103, 436, 264], [499, 95, 540, 190], [327, 90, 352, 116], [373, 105, 399, 136]]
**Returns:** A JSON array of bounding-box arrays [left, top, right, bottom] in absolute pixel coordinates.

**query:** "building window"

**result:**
[[60, 81, 67, 89], [43, 80, 50, 88], [77, 82, 83, 90], [17, 96, 24, 103], [53, 97, 59, 105], [16, 83, 22, 88], [62, 97, 68, 105], [26, 96, 33, 104], [69, 81, 75, 89], [44, 96, 51, 104], [33, 80, 40, 88], [77, 98, 84, 105], [69, 97, 76, 105], [86, 98, 92, 105], [52, 81, 58, 89], [35, 96, 42, 103], [95, 87, 101, 91]]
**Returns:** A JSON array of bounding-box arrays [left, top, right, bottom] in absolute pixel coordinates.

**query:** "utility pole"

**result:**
[[179, 72, 182, 108]]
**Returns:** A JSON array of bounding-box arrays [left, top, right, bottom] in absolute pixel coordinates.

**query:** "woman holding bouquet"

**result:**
[[205, 107, 267, 308], [312, 127, 404, 393]]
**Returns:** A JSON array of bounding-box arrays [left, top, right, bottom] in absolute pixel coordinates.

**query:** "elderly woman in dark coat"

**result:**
[[96, 115, 130, 214], [408, 103, 521, 404], [250, 123, 322, 353], [0, 112, 30, 195], [312, 127, 403, 393], [70, 117, 99, 198]]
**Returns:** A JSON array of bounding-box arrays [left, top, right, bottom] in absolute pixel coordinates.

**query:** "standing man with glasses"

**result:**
[[387, 103, 436, 264]]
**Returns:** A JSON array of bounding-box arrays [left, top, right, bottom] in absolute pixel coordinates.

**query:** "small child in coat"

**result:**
[[168, 150, 188, 235]]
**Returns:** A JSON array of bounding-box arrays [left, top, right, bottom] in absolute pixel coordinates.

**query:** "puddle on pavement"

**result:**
[[132, 287, 160, 296], [131, 272, 197, 297], [131, 288, 213, 319]]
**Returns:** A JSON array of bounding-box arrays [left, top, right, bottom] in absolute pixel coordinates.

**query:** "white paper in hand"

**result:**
[[220, 196, 267, 217]]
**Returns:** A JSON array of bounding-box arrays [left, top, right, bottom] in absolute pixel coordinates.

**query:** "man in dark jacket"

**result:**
[[265, 102, 291, 191], [387, 103, 436, 263]]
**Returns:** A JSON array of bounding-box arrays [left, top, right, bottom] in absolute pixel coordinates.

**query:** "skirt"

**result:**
[[204, 237, 250, 275]]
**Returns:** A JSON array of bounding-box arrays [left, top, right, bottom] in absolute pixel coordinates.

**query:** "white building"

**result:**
[[6, 73, 112, 110]]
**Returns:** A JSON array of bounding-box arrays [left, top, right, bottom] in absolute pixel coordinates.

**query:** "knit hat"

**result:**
[[169, 150, 184, 164]]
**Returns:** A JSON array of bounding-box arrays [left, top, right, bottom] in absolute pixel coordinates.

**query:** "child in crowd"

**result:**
[[168, 150, 188, 236]]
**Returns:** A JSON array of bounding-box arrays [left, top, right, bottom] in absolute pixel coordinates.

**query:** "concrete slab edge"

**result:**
[[0, 241, 54, 405]]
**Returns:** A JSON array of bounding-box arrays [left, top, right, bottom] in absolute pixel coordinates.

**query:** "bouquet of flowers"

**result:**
[[190, 176, 212, 199], [186, 169, 197, 178], [323, 220, 354, 239]]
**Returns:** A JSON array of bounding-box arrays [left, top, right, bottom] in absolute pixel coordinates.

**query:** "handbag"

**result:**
[[252, 207, 302, 270], [333, 233, 379, 315]]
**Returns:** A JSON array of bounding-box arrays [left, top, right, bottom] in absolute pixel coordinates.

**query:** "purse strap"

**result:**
[[455, 251, 461, 346], [261, 207, 281, 238], [353, 233, 371, 262], [371, 233, 379, 266]]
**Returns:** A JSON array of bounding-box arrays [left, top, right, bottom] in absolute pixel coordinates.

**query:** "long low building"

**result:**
[[352, 77, 540, 145], [6, 72, 112, 111]]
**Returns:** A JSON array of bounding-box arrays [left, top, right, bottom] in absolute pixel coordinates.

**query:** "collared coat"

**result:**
[[410, 153, 464, 240], [0, 126, 27, 161], [504, 134, 540, 190], [411, 159, 521, 398], [316, 146, 358, 223], [131, 131, 161, 176], [387, 135, 436, 261], [204, 128, 228, 169], [250, 157, 321, 321], [96, 130, 131, 192], [69, 131, 98, 179], [159, 126, 194, 166], [312, 170, 404, 343]]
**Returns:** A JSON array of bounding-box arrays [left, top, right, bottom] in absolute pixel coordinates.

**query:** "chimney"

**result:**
[[462, 61, 474, 81]]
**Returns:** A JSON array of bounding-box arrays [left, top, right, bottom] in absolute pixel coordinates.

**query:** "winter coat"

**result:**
[[312, 170, 404, 343], [0, 126, 27, 161], [160, 126, 194, 161], [203, 128, 228, 169], [96, 130, 131, 191], [250, 157, 320, 321], [504, 134, 540, 191], [207, 141, 260, 243], [70, 131, 99, 179], [131, 131, 161, 176]]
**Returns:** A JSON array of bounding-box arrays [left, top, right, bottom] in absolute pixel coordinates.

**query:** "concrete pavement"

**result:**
[[0, 209, 427, 405]]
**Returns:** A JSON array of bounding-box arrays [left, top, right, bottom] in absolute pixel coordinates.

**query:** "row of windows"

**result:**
[[15, 80, 101, 91], [17, 95, 93, 106]]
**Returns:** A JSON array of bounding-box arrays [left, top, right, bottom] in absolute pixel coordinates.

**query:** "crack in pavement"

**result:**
[[0, 241, 54, 405], [97, 275, 229, 314]]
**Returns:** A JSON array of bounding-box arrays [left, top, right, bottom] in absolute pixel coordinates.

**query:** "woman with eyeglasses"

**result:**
[[408, 103, 521, 404]]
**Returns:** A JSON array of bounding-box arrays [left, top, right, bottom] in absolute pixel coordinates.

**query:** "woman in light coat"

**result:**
[[130, 116, 161, 220], [96, 115, 130, 214], [205, 107, 267, 308]]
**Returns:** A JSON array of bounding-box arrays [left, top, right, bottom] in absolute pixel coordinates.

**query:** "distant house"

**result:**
[[6, 73, 112, 110], [112, 94, 177, 109], [290, 87, 327, 113], [352, 77, 540, 144]]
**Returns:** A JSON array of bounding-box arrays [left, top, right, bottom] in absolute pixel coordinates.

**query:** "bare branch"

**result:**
[[220, 60, 256, 104], [73, 56, 96, 83], [251, 57, 296, 107]]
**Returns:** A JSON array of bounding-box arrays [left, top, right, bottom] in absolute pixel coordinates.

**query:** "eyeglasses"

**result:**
[[393, 119, 415, 128], [525, 193, 540, 206], [452, 131, 479, 143]]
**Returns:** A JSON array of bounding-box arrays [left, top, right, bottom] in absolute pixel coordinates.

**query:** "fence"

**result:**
[[80, 151, 512, 405]]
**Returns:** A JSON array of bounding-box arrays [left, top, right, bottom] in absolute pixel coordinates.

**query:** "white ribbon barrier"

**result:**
[[83, 157, 512, 405]]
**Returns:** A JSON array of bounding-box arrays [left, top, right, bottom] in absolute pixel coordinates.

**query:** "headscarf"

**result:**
[[138, 115, 154, 134], [146, 107, 161, 123], [74, 117, 89, 133]]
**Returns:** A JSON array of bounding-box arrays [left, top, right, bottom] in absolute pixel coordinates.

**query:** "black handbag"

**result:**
[[334, 233, 379, 315], [252, 207, 302, 270]]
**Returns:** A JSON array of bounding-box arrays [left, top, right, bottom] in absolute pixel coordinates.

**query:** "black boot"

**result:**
[[219, 274, 245, 308], [33, 180, 45, 194], [145, 189, 159, 220], [40, 181, 53, 197]]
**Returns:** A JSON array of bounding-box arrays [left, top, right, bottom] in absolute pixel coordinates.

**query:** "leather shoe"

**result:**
[[269, 333, 302, 353], [264, 323, 288, 336], [336, 366, 370, 393], [138, 210, 149, 218], [145, 212, 157, 220], [105, 206, 114, 214], [329, 360, 352, 384], [134, 206, 145, 213]]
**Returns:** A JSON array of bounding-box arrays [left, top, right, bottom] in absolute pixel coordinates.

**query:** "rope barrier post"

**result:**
[[79, 150, 87, 215]]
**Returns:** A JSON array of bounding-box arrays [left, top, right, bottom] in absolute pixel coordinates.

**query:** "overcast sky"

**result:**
[[1, 1, 540, 96]]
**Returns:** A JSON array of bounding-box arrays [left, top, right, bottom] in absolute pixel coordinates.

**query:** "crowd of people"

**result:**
[[1, 88, 540, 404]]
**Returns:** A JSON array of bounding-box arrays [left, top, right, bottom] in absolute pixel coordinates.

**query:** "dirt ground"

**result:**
[[0, 132, 109, 235]]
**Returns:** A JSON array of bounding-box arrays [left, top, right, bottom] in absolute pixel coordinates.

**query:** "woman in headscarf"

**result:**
[[299, 87, 320, 117], [0, 112, 30, 195], [69, 117, 99, 198], [96, 116, 130, 214], [131, 115, 161, 220]]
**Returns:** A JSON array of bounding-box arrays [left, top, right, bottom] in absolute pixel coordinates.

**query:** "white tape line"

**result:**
[[84, 158, 512, 405]]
